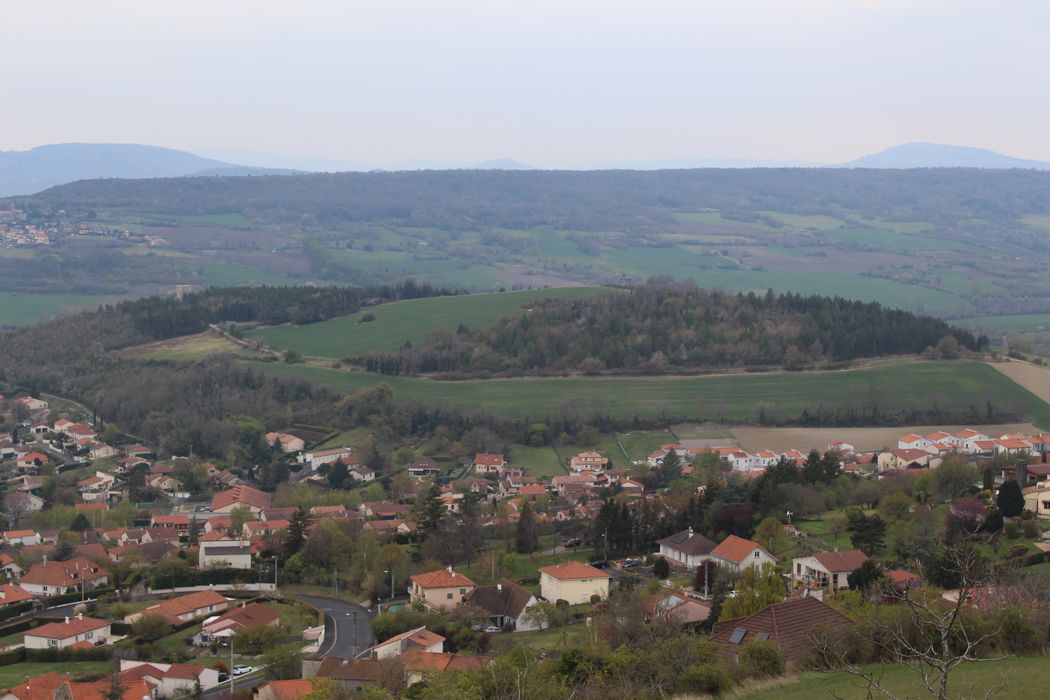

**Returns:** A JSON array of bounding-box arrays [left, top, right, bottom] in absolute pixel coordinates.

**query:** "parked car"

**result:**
[[232, 665, 253, 676], [484, 625, 502, 634], [589, 559, 609, 569], [217, 673, 229, 683], [622, 559, 641, 569], [563, 537, 582, 548]]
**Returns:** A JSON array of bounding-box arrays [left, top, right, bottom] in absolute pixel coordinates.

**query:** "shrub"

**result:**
[[1004, 521, 1020, 539], [740, 639, 785, 677], [653, 556, 670, 579], [1007, 544, 1030, 559], [680, 663, 732, 695], [1023, 520, 1039, 538], [999, 608, 1040, 654]]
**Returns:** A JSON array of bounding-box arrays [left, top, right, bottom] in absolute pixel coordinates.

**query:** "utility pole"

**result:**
[[385, 569, 394, 601], [333, 568, 337, 596], [273, 555, 279, 589], [229, 636, 234, 698]]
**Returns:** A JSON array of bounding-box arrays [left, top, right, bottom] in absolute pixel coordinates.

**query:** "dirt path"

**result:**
[[989, 359, 1050, 405]]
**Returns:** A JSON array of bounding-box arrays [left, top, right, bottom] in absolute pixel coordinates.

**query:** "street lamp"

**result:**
[[384, 569, 394, 602]]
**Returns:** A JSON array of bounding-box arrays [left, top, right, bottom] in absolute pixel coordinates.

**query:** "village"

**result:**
[[0, 389, 1048, 698]]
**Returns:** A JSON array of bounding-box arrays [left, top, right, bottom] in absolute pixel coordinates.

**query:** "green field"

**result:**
[[244, 360, 1050, 429], [741, 656, 1043, 699], [0, 292, 121, 327], [955, 313, 1050, 334], [128, 333, 265, 361], [248, 287, 610, 358], [176, 262, 293, 287]]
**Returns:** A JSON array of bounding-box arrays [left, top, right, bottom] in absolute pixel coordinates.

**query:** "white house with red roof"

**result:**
[[264, 432, 305, 454], [118, 661, 222, 697], [754, 450, 779, 467], [2, 530, 39, 547], [410, 567, 476, 611], [18, 557, 108, 596], [473, 453, 507, 475], [373, 626, 445, 659], [897, 433, 933, 450], [709, 535, 776, 573], [24, 614, 110, 649], [791, 550, 869, 590], [211, 485, 271, 513]]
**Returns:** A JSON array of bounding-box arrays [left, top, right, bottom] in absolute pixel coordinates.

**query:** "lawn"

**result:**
[[0, 662, 115, 688], [247, 287, 610, 358], [176, 262, 293, 287], [125, 332, 265, 361], [487, 623, 589, 655], [245, 360, 1050, 430], [954, 313, 1050, 334], [507, 444, 566, 478], [740, 656, 1045, 700]]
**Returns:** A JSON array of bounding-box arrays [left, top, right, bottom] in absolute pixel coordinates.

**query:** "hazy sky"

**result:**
[[2, 1, 1048, 168]]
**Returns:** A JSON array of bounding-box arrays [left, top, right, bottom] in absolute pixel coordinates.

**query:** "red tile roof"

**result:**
[[211, 485, 271, 511], [711, 596, 855, 664], [809, 550, 869, 573], [538, 561, 611, 580], [711, 535, 765, 564], [260, 680, 314, 699], [410, 568, 476, 589], [474, 453, 505, 466], [27, 616, 109, 639]]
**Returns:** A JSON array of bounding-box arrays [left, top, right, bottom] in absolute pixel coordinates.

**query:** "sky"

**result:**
[[2, 0, 1049, 169]]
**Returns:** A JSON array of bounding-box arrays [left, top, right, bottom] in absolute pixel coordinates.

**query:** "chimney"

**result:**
[[77, 612, 83, 621], [65, 616, 69, 624], [497, 583, 502, 592], [687, 527, 693, 537]]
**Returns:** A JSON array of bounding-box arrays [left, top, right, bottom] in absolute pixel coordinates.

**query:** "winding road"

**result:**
[[298, 594, 375, 660]]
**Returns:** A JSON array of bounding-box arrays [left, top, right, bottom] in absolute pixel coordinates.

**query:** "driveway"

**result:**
[[297, 595, 374, 659]]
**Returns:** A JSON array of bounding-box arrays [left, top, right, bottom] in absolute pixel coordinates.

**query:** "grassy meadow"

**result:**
[[0, 292, 120, 327], [247, 287, 610, 358], [243, 360, 1050, 429]]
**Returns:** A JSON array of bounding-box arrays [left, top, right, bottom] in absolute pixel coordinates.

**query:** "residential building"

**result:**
[[0, 584, 32, 607], [118, 661, 221, 698], [24, 614, 110, 649], [709, 535, 777, 572], [538, 561, 611, 604], [265, 432, 305, 453], [402, 650, 490, 686], [372, 626, 445, 659], [125, 590, 229, 624], [465, 580, 543, 631], [211, 485, 271, 513], [1023, 482, 1050, 518], [299, 446, 353, 471], [198, 538, 252, 569], [18, 557, 108, 596], [2, 530, 40, 547], [710, 595, 854, 665], [410, 567, 476, 611], [0, 673, 150, 700], [197, 602, 279, 645], [255, 679, 316, 700], [791, 550, 869, 590], [408, 457, 441, 478], [656, 528, 717, 570], [569, 451, 608, 472], [473, 453, 507, 475]]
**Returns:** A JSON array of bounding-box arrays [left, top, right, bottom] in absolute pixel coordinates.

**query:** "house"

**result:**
[[2, 492, 43, 515], [18, 557, 108, 596], [0, 556, 23, 579], [995, 438, 1038, 457], [211, 485, 271, 514], [2, 530, 40, 547], [372, 626, 445, 659], [90, 443, 120, 460], [265, 432, 305, 453], [364, 519, 417, 538], [244, 520, 289, 537], [309, 657, 381, 692], [792, 550, 869, 590], [299, 446, 353, 471], [619, 478, 645, 495], [255, 679, 316, 700], [12, 396, 48, 412], [656, 528, 717, 570], [310, 504, 350, 520], [349, 465, 376, 482], [408, 457, 441, 478], [0, 673, 151, 700], [877, 449, 935, 472], [569, 451, 608, 472], [464, 580, 543, 631], [125, 590, 229, 624], [198, 538, 252, 569], [197, 602, 279, 645], [409, 567, 476, 611], [401, 650, 490, 686], [473, 453, 507, 475], [151, 514, 190, 533], [538, 561, 611, 604], [24, 614, 110, 649], [360, 501, 413, 520], [15, 452, 48, 470], [0, 584, 32, 607], [118, 661, 221, 698], [1023, 482, 1050, 518], [897, 433, 933, 450], [709, 535, 777, 572], [648, 593, 711, 626], [711, 595, 855, 665]]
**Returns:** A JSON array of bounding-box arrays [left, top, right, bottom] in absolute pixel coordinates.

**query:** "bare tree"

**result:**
[[813, 543, 1006, 700]]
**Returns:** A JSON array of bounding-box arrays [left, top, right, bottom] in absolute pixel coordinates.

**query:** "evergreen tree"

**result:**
[[515, 502, 538, 554], [69, 513, 92, 532], [847, 559, 886, 591], [416, 482, 446, 532], [846, 508, 886, 555], [659, 449, 681, 484], [327, 461, 349, 489], [283, 506, 310, 557], [996, 480, 1025, 518]]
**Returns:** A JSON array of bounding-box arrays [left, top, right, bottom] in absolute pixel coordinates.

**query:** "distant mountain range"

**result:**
[[1, 141, 1047, 196], [0, 143, 294, 196]]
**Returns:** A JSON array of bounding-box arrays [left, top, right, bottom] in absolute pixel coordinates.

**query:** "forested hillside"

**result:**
[[362, 280, 987, 376]]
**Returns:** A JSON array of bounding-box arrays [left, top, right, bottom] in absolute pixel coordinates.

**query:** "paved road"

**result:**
[[298, 595, 374, 659], [203, 670, 266, 700]]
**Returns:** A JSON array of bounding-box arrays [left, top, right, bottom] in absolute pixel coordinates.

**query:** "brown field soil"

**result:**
[[728, 422, 1039, 454], [990, 359, 1050, 405]]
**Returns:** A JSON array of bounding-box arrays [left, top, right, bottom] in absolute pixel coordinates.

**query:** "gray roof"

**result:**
[[465, 580, 534, 620], [657, 529, 716, 556]]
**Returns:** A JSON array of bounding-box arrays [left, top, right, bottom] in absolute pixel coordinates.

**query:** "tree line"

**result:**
[[362, 279, 988, 376]]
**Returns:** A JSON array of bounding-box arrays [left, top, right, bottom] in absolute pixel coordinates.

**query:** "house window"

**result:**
[[85, 631, 93, 639], [753, 551, 760, 558], [447, 593, 453, 599], [460, 588, 465, 594]]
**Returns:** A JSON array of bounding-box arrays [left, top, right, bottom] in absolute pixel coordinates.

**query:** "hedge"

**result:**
[[26, 646, 112, 662], [44, 587, 114, 607], [0, 601, 32, 622]]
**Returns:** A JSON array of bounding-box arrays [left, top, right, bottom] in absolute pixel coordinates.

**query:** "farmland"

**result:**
[[244, 360, 1050, 429], [247, 287, 610, 358], [0, 292, 120, 327]]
